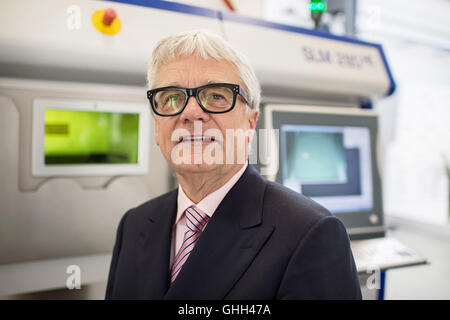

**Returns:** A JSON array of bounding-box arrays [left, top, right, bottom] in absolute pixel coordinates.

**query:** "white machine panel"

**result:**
[[221, 12, 393, 99], [0, 0, 224, 81], [0, 78, 170, 267], [0, 0, 395, 101]]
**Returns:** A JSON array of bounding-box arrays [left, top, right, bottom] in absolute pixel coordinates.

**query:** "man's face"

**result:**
[[153, 54, 258, 176]]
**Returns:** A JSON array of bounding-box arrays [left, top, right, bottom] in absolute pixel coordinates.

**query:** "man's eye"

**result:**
[[211, 94, 225, 100], [164, 95, 179, 106]]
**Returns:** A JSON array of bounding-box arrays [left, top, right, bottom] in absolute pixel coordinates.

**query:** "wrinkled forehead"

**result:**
[[155, 54, 243, 88]]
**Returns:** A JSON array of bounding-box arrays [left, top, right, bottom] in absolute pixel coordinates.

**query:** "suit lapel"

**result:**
[[136, 190, 177, 299], [164, 165, 274, 299]]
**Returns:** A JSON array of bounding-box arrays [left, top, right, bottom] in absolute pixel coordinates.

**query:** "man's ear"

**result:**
[[248, 110, 259, 130], [246, 110, 259, 144]]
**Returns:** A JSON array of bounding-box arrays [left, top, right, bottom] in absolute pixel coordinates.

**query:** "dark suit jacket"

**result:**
[[105, 165, 361, 299]]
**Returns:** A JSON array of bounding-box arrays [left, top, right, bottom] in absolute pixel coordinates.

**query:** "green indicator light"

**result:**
[[310, 1, 327, 13]]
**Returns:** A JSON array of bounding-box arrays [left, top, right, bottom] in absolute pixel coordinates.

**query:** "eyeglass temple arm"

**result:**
[[239, 87, 250, 105]]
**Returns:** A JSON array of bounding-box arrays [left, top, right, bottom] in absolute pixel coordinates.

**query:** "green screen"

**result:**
[[44, 109, 139, 165]]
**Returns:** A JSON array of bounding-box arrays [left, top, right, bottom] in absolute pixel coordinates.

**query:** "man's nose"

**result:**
[[179, 96, 210, 123]]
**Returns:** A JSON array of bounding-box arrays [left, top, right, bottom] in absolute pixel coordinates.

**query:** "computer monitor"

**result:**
[[262, 104, 385, 239], [32, 98, 150, 176]]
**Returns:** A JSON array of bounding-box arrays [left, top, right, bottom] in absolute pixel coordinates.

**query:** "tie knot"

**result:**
[[185, 205, 209, 233]]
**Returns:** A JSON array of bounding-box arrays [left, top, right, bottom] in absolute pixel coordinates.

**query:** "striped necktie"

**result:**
[[171, 205, 210, 283]]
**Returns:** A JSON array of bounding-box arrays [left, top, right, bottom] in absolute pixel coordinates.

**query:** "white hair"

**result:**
[[146, 30, 261, 112]]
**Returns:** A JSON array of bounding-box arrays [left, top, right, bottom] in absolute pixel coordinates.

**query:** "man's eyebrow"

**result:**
[[205, 80, 229, 85]]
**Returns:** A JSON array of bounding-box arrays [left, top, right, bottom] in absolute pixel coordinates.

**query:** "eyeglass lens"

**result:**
[[153, 86, 235, 115]]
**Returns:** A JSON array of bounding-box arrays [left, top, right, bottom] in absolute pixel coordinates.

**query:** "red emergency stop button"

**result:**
[[92, 8, 121, 35], [102, 8, 117, 25]]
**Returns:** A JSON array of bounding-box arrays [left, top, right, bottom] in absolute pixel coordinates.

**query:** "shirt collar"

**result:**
[[176, 162, 248, 224]]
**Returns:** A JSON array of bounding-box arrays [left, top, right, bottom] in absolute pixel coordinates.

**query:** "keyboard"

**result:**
[[350, 237, 427, 273]]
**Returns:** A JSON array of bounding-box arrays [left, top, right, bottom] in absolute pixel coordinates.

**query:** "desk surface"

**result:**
[[351, 237, 427, 273]]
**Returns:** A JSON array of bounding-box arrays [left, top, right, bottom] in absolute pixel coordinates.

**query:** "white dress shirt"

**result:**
[[170, 162, 248, 268]]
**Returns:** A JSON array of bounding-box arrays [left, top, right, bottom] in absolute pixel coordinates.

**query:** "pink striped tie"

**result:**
[[171, 205, 209, 283]]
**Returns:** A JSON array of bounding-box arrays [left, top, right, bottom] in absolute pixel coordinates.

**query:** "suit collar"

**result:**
[[222, 164, 267, 229], [136, 190, 177, 299], [144, 189, 178, 224]]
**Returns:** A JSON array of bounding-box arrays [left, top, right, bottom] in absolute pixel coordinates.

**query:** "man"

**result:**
[[105, 30, 361, 299]]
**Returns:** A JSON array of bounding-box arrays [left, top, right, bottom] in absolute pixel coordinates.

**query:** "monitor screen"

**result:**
[[262, 104, 384, 238], [44, 109, 139, 165], [32, 98, 150, 176], [280, 124, 373, 214]]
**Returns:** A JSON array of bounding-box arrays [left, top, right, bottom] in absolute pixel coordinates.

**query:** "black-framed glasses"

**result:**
[[147, 83, 249, 117]]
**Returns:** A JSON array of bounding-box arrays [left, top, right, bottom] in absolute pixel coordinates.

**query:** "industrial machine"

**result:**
[[0, 0, 424, 299]]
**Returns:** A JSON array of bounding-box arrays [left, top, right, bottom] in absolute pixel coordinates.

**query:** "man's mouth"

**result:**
[[179, 136, 216, 143]]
